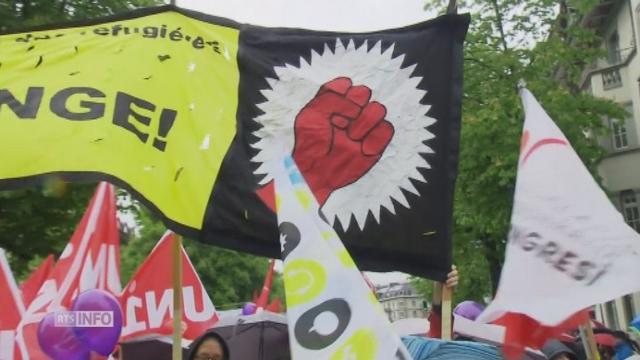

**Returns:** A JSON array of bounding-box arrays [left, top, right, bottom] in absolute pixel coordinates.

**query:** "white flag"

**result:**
[[478, 88, 640, 326], [273, 154, 412, 360]]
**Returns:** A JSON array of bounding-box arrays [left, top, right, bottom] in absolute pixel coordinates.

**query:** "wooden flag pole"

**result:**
[[172, 234, 184, 360], [441, 285, 453, 340], [581, 319, 601, 360]]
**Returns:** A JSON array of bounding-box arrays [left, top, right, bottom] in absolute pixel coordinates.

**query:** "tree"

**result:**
[[411, 230, 491, 304], [0, 0, 163, 278], [0, 182, 96, 279], [410, 0, 626, 302], [0, 0, 163, 32], [120, 205, 284, 309]]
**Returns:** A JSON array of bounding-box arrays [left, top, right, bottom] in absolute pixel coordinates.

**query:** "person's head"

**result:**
[[597, 344, 615, 360], [188, 330, 230, 360], [453, 301, 485, 321], [541, 339, 578, 360]]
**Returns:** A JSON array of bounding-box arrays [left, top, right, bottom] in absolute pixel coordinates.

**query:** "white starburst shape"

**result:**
[[251, 39, 435, 230]]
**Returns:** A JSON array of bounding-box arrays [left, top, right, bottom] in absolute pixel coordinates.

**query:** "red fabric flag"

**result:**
[[0, 249, 24, 330], [19, 255, 54, 309], [14, 182, 121, 360], [120, 232, 219, 341], [254, 259, 275, 311], [0, 248, 25, 359], [493, 310, 589, 359]]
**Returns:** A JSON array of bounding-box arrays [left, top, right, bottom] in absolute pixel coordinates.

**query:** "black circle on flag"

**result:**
[[279, 221, 301, 259], [294, 298, 351, 350]]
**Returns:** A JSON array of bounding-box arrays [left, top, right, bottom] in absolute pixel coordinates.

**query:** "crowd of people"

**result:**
[[180, 265, 639, 360]]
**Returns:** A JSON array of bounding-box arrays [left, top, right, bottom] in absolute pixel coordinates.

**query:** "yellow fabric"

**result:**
[[0, 11, 240, 229]]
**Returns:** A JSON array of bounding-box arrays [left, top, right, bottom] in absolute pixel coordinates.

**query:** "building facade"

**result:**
[[375, 282, 428, 322], [580, 0, 640, 330]]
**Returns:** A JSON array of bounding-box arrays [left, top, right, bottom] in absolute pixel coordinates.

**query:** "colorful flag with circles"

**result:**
[[274, 153, 412, 359]]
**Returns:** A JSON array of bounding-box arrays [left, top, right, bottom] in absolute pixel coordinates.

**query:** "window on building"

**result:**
[[398, 301, 405, 307], [603, 69, 623, 89], [610, 118, 629, 150], [399, 311, 406, 319], [637, 5, 640, 45], [621, 191, 640, 232], [607, 31, 621, 64], [623, 295, 636, 323], [605, 301, 620, 330]]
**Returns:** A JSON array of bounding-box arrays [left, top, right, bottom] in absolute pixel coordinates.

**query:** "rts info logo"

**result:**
[[54, 311, 114, 328]]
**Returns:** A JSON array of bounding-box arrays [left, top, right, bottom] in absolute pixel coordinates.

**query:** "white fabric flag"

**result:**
[[273, 154, 412, 360], [478, 88, 640, 326]]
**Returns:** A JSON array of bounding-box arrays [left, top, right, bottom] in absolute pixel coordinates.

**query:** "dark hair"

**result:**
[[188, 330, 230, 360], [542, 340, 578, 360]]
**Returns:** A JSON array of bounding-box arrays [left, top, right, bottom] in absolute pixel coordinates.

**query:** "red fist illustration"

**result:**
[[293, 77, 394, 205]]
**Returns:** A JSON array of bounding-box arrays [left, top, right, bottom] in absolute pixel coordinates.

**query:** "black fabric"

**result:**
[[202, 13, 470, 281], [212, 319, 290, 360], [541, 340, 577, 360]]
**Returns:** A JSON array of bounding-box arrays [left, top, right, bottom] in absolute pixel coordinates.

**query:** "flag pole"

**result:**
[[172, 234, 183, 360], [446, 0, 457, 14], [441, 285, 453, 340], [581, 319, 601, 360]]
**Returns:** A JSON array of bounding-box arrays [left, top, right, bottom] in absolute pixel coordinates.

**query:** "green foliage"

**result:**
[[411, 230, 492, 304], [183, 240, 273, 309], [121, 205, 283, 309], [0, 182, 96, 280], [415, 0, 626, 299], [0, 0, 164, 32], [0, 0, 162, 277]]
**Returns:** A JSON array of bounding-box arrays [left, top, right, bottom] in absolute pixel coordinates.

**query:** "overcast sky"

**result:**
[[171, 0, 441, 285], [176, 0, 437, 31]]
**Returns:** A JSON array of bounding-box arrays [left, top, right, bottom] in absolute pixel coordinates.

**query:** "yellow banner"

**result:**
[[0, 12, 239, 230]]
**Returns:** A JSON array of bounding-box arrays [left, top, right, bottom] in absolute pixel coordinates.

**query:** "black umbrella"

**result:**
[[119, 335, 190, 360], [211, 311, 290, 360]]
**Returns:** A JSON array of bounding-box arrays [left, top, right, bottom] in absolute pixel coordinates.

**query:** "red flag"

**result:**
[[120, 232, 218, 341], [492, 310, 589, 359], [0, 248, 24, 329], [0, 248, 25, 359], [19, 255, 54, 308], [265, 297, 282, 313], [254, 259, 275, 312], [14, 182, 121, 360]]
